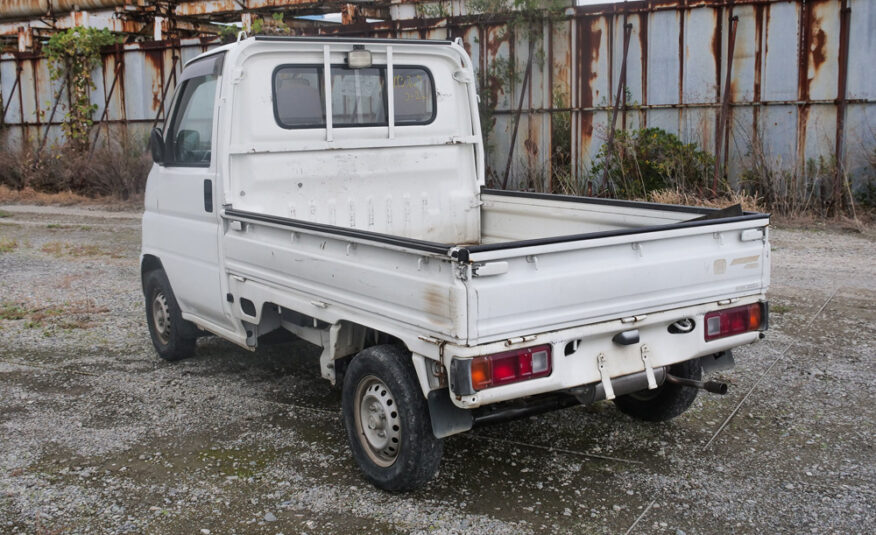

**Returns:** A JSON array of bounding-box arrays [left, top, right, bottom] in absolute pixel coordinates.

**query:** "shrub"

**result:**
[[0, 137, 150, 200], [591, 127, 717, 199]]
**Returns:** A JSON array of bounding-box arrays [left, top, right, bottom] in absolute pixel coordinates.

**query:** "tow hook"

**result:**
[[665, 373, 729, 395]]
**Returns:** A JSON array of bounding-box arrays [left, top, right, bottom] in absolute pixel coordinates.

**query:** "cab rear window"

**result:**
[[273, 65, 435, 129]]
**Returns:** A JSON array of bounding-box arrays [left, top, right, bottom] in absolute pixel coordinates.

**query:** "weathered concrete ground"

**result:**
[[0, 205, 874, 534]]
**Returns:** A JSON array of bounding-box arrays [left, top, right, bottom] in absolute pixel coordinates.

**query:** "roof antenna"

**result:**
[[237, 30, 248, 43]]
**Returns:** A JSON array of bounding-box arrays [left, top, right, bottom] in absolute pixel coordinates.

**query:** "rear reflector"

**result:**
[[470, 344, 552, 391], [704, 303, 763, 341]]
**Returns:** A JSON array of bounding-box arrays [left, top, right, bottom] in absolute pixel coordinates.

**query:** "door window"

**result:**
[[164, 55, 223, 167]]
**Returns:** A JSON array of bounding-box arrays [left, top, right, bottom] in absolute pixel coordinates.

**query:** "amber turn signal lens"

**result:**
[[470, 357, 491, 390], [748, 303, 762, 330]]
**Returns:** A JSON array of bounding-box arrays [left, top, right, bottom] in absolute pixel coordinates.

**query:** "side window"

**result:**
[[393, 68, 434, 125], [273, 64, 435, 129], [274, 66, 325, 128], [165, 75, 218, 166]]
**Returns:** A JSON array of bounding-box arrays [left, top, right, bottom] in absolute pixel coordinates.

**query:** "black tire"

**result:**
[[143, 269, 197, 361], [341, 345, 443, 491], [613, 359, 702, 422]]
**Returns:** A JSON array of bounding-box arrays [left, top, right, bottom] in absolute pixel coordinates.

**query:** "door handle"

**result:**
[[204, 179, 213, 213]]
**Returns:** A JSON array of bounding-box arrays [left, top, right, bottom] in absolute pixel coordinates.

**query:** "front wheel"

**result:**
[[341, 345, 443, 491], [143, 269, 197, 361], [613, 358, 702, 422]]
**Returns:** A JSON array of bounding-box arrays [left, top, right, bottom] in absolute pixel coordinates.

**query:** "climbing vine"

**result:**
[[44, 28, 120, 151]]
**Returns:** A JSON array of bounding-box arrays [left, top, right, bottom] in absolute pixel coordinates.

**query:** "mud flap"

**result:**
[[427, 388, 473, 439], [701, 350, 735, 374]]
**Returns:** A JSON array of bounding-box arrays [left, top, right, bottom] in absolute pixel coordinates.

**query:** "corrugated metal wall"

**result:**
[[1, 0, 873, 191], [0, 38, 217, 150]]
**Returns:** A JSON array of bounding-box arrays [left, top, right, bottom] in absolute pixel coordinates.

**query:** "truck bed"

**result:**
[[222, 189, 769, 347], [456, 190, 770, 343]]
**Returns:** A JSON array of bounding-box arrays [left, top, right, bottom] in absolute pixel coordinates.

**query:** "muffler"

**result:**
[[665, 373, 729, 394]]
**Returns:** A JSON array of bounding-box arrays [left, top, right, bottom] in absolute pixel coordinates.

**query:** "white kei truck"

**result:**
[[142, 36, 770, 491]]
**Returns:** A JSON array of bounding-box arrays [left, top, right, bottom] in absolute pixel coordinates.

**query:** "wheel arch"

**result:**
[[140, 254, 164, 289]]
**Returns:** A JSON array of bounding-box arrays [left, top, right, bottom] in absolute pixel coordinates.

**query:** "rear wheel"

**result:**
[[341, 345, 443, 491], [613, 359, 702, 422], [143, 269, 197, 361]]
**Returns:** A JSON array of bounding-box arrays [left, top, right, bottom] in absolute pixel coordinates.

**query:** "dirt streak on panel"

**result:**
[[796, 0, 813, 179], [144, 48, 165, 114], [753, 3, 764, 135], [577, 16, 601, 163]]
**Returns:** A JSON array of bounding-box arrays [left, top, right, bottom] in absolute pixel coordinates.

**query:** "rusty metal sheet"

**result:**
[[761, 1, 798, 101], [727, 4, 758, 103], [846, 0, 874, 100], [804, 0, 841, 102], [682, 6, 720, 104], [0, 0, 872, 191], [0, 0, 125, 20], [645, 8, 680, 106], [0, 56, 21, 123]]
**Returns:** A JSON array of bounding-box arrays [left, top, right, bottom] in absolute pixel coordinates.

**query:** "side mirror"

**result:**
[[149, 127, 165, 164]]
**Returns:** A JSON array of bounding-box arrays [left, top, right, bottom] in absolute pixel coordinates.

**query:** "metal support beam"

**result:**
[[599, 22, 633, 194], [714, 13, 738, 196], [90, 49, 125, 152], [1, 64, 22, 123], [501, 30, 535, 190], [151, 54, 180, 130], [833, 0, 851, 216], [37, 77, 68, 155]]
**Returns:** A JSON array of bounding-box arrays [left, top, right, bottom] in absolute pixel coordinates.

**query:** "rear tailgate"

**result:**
[[461, 217, 770, 345]]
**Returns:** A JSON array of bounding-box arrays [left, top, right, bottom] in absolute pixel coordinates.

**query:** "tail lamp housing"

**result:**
[[450, 345, 552, 395], [704, 303, 764, 341]]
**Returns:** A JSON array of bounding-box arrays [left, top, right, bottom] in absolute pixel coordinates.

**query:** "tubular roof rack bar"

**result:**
[[323, 45, 333, 142], [387, 46, 394, 139], [254, 36, 451, 45]]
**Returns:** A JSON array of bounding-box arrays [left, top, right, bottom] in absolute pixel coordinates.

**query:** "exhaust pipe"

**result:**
[[665, 373, 729, 395]]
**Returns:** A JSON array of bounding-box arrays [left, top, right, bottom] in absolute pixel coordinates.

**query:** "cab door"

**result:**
[[142, 52, 232, 331]]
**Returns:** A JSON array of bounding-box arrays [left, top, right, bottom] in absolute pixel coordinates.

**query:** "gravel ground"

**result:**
[[0, 205, 874, 535]]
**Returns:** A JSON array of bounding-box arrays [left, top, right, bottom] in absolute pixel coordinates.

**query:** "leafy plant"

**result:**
[[592, 127, 717, 199], [44, 28, 120, 152], [251, 12, 291, 36]]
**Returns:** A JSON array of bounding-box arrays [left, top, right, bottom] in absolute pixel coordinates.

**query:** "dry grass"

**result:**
[[0, 185, 141, 209], [0, 185, 95, 205], [0, 302, 27, 320], [0, 137, 151, 203], [0, 299, 108, 330], [645, 189, 765, 213], [0, 237, 18, 253], [40, 240, 125, 259]]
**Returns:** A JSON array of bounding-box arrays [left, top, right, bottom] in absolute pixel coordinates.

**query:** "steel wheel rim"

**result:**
[[151, 291, 171, 345], [629, 385, 663, 401], [353, 375, 402, 468]]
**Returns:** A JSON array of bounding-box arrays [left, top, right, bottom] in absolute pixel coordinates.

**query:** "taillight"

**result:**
[[704, 303, 763, 341], [470, 344, 552, 391]]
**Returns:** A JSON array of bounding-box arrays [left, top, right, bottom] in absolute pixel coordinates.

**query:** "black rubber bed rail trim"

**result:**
[[253, 36, 452, 45], [459, 211, 770, 255], [480, 187, 769, 216], [223, 208, 452, 255]]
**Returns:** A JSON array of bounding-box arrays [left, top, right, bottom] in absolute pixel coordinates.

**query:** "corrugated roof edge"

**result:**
[[253, 36, 452, 45]]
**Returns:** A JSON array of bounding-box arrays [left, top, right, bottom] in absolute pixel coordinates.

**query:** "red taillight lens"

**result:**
[[705, 303, 763, 341], [470, 344, 552, 391]]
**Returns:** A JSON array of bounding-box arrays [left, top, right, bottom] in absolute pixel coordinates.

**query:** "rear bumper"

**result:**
[[444, 296, 767, 409]]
